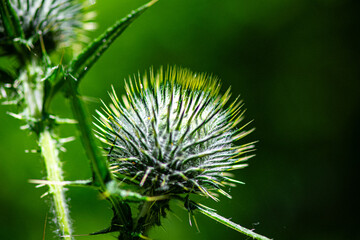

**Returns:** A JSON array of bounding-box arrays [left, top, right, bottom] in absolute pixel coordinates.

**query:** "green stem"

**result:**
[[22, 61, 73, 239], [23, 64, 43, 120], [39, 128, 73, 240], [66, 79, 130, 228], [67, 80, 110, 187], [197, 206, 272, 240]]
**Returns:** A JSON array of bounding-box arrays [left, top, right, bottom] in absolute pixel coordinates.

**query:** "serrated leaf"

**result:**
[[68, 0, 158, 86], [194, 203, 272, 240]]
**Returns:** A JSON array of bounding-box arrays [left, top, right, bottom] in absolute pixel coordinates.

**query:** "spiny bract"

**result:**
[[0, 0, 94, 55], [95, 67, 255, 201]]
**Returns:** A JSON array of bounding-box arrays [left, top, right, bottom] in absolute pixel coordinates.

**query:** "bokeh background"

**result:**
[[0, 0, 359, 239]]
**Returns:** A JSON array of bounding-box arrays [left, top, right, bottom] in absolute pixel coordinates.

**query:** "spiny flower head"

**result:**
[[0, 0, 95, 55], [95, 67, 255, 201]]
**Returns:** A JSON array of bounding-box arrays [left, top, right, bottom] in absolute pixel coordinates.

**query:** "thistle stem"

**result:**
[[23, 61, 73, 240], [66, 79, 131, 229], [39, 128, 73, 240]]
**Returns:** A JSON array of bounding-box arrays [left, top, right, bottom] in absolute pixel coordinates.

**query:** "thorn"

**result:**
[[25, 149, 39, 153], [80, 95, 98, 103], [40, 192, 49, 198], [50, 115, 77, 124], [140, 168, 152, 187], [192, 214, 200, 232], [59, 137, 76, 144], [60, 146, 67, 152], [61, 234, 89, 237], [0, 88, 7, 98], [7, 112, 22, 119], [68, 73, 78, 82], [147, 0, 159, 8], [20, 124, 30, 130], [138, 233, 152, 240], [188, 211, 192, 227], [2, 100, 18, 105], [29, 179, 92, 187]]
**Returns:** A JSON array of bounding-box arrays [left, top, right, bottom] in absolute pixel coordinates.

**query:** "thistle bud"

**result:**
[[0, 0, 94, 56], [95, 67, 255, 202], [0, 0, 95, 102]]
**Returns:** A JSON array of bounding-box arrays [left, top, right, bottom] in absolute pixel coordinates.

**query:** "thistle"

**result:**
[[0, 0, 94, 100], [1, 1, 271, 239], [0, 0, 93, 56], [94, 67, 269, 239]]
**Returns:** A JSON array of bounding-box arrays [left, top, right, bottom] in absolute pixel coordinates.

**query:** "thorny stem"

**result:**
[[23, 64, 43, 120], [39, 129, 73, 240], [23, 63, 73, 240]]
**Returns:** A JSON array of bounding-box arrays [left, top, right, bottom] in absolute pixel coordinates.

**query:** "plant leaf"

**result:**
[[194, 203, 272, 240], [66, 75, 111, 187], [68, 0, 158, 86]]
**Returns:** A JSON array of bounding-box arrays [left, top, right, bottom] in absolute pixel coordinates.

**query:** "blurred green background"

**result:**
[[0, 0, 358, 239]]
